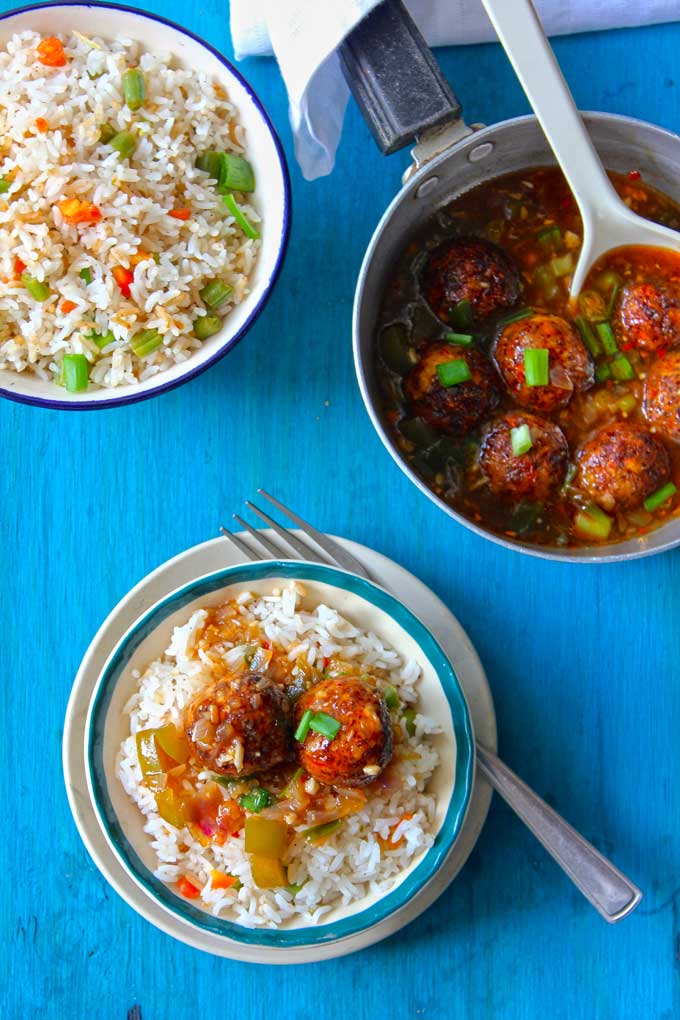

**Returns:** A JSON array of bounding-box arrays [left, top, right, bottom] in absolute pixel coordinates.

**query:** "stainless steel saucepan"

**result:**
[[343, 0, 680, 562]]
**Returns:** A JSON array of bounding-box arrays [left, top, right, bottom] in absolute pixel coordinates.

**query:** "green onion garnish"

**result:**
[[383, 685, 400, 710], [218, 153, 256, 194], [523, 348, 549, 386], [643, 482, 677, 512], [575, 315, 602, 357], [533, 263, 558, 301], [302, 820, 342, 843], [21, 273, 50, 302], [595, 362, 612, 383], [436, 359, 472, 387], [85, 329, 115, 350], [294, 709, 313, 742], [610, 353, 635, 381], [99, 123, 115, 144], [550, 252, 573, 277], [511, 424, 533, 456], [596, 321, 618, 355], [110, 130, 137, 160], [606, 282, 620, 318], [122, 68, 146, 111], [308, 712, 341, 740], [199, 279, 233, 309], [193, 315, 222, 341], [61, 353, 89, 392], [574, 503, 613, 541], [196, 152, 224, 180], [537, 225, 562, 249], [498, 306, 533, 327], [79, 267, 92, 285], [239, 787, 272, 813], [402, 708, 416, 736], [445, 332, 474, 347], [0, 176, 10, 194], [448, 298, 473, 329], [129, 329, 163, 358], [223, 193, 260, 239]]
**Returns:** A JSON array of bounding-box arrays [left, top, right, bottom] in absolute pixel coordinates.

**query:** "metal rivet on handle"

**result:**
[[468, 141, 495, 162], [415, 176, 440, 199]]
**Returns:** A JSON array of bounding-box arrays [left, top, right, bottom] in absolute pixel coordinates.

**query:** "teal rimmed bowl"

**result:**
[[85, 561, 474, 961]]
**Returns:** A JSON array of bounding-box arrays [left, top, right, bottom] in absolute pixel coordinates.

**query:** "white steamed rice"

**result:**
[[117, 583, 443, 929], [0, 30, 260, 388]]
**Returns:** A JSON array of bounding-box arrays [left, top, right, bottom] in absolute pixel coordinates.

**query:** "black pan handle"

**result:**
[[338, 0, 462, 155]]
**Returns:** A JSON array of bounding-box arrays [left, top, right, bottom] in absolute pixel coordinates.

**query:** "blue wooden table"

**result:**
[[3, 5, 679, 1018]]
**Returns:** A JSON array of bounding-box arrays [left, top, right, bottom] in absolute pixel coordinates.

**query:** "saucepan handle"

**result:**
[[338, 0, 463, 155]]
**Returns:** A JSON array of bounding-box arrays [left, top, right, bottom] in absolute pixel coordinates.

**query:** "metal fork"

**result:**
[[220, 490, 642, 924]]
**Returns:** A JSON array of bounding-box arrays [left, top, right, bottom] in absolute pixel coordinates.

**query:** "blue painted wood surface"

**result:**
[[2, 5, 679, 1018]]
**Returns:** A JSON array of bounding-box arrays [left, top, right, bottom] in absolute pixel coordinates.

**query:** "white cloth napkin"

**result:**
[[230, 1, 680, 180]]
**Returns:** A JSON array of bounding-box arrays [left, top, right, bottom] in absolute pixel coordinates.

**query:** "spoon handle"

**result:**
[[475, 744, 642, 922], [480, 0, 617, 212]]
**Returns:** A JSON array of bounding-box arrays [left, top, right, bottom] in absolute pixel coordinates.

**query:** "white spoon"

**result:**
[[480, 0, 680, 298]]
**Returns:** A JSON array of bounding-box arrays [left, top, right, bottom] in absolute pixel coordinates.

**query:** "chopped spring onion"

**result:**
[[643, 482, 677, 512], [511, 423, 533, 456], [533, 263, 558, 301], [122, 68, 146, 111], [436, 359, 472, 387], [294, 709, 313, 742], [21, 273, 50, 301], [537, 225, 562, 249], [302, 820, 342, 844], [523, 348, 549, 387], [445, 332, 474, 347], [448, 298, 473, 329], [223, 193, 260, 239], [610, 353, 635, 381], [402, 708, 416, 736], [99, 123, 115, 144], [218, 153, 256, 194], [130, 329, 163, 358], [550, 252, 573, 277], [498, 306, 533, 327], [0, 176, 10, 194], [574, 503, 613, 541], [575, 315, 602, 357], [196, 152, 224, 179], [193, 315, 222, 341], [596, 321, 618, 355], [383, 685, 400, 710], [61, 353, 89, 392], [199, 279, 233, 309], [85, 329, 115, 350], [309, 712, 341, 740], [617, 393, 637, 414], [110, 130, 137, 160], [239, 787, 272, 813], [398, 416, 438, 447], [79, 267, 92, 285], [595, 362, 612, 383], [606, 282, 621, 317], [595, 269, 622, 296]]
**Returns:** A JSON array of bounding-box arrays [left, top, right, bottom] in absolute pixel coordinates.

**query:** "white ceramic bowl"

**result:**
[[85, 560, 475, 961], [0, 2, 291, 409]]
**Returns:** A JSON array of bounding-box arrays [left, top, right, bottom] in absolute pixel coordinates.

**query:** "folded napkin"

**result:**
[[230, 0, 680, 179]]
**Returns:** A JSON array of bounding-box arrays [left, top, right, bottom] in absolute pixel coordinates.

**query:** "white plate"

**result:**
[[63, 533, 496, 962]]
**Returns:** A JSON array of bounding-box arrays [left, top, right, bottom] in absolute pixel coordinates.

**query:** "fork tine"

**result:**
[[245, 501, 329, 564], [256, 489, 371, 579], [219, 525, 260, 562], [233, 514, 288, 559]]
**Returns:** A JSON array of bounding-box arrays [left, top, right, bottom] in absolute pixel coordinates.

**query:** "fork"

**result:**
[[220, 490, 642, 924]]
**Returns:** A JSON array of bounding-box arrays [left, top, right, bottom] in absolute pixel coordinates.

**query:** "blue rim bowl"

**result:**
[[0, 2, 291, 410], [85, 561, 475, 952]]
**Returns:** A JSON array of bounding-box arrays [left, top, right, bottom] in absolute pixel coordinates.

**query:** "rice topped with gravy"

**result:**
[[0, 31, 260, 390], [117, 583, 443, 929]]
